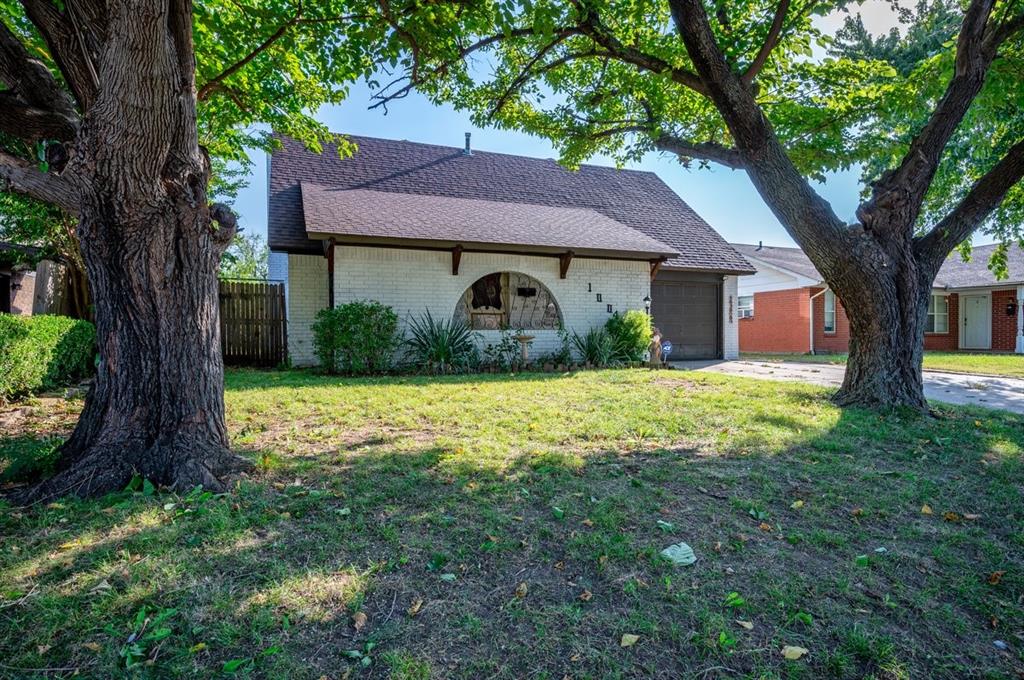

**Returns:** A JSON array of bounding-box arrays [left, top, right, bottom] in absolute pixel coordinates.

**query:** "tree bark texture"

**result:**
[[9, 0, 243, 502]]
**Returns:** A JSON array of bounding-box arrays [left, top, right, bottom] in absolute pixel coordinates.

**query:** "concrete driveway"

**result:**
[[673, 359, 1024, 414]]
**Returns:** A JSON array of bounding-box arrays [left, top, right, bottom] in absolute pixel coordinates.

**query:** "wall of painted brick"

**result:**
[[285, 253, 328, 366], [330, 246, 650, 364]]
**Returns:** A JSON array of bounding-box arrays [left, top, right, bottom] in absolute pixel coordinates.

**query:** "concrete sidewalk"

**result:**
[[673, 360, 1024, 414]]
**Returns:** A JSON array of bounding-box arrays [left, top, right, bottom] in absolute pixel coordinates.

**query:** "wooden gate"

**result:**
[[218, 279, 287, 366]]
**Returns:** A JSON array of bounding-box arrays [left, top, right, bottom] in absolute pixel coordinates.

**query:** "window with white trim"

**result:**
[[823, 290, 836, 334], [926, 294, 948, 333], [738, 295, 754, 319]]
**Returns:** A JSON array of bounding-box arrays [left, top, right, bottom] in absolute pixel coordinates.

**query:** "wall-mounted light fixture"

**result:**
[[643, 295, 651, 315], [1008, 301, 1018, 317]]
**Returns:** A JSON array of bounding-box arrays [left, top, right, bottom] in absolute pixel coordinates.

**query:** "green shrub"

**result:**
[[605, 310, 653, 362], [0, 314, 97, 402], [571, 326, 625, 367], [482, 328, 522, 370], [405, 311, 478, 373], [311, 301, 402, 374]]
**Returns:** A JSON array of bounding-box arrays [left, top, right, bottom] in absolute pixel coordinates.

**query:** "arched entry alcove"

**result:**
[[454, 272, 562, 330]]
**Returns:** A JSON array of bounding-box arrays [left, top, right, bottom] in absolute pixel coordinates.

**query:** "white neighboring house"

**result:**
[[267, 133, 755, 367]]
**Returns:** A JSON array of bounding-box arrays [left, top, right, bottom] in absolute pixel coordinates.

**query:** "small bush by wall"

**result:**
[[605, 310, 653, 362], [311, 301, 402, 374], [0, 314, 97, 402]]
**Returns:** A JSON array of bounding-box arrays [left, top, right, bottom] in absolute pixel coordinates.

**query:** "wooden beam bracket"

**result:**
[[650, 257, 667, 281], [559, 250, 574, 279], [325, 238, 336, 308], [452, 244, 463, 275]]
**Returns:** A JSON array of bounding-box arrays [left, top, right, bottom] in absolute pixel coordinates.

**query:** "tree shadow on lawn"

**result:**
[[1, 378, 1023, 679]]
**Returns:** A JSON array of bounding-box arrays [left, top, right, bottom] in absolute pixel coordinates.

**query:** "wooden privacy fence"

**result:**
[[218, 279, 287, 367]]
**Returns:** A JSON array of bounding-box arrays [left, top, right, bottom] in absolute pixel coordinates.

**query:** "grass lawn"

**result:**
[[1, 369, 1023, 679], [741, 351, 1024, 379]]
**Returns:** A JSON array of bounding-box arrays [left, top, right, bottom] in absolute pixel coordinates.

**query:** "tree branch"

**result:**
[[860, 0, 1001, 232], [915, 138, 1024, 276], [209, 202, 239, 253], [0, 149, 78, 213], [488, 36, 590, 118], [667, 0, 851, 269], [0, 17, 77, 121], [0, 91, 77, 140], [654, 133, 746, 169], [370, 26, 583, 111], [20, 0, 100, 109], [740, 0, 790, 86], [198, 16, 296, 101], [572, 1, 708, 95]]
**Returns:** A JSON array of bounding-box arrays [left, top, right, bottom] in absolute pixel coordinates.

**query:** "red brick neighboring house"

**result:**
[[732, 242, 1024, 355]]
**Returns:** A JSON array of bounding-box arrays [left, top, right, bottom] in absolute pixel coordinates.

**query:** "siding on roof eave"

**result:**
[[738, 255, 819, 288]]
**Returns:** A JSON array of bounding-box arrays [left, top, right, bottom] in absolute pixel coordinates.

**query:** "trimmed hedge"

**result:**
[[311, 300, 402, 374], [605, 310, 653, 362], [0, 314, 97, 403]]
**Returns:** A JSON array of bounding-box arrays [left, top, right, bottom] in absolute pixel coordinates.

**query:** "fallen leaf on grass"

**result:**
[[407, 598, 423, 617], [781, 645, 809, 660], [921, 504, 933, 515], [620, 634, 639, 647], [850, 507, 864, 517], [988, 571, 1007, 585], [790, 500, 804, 509], [515, 582, 528, 598], [581, 518, 594, 527], [735, 620, 754, 630], [758, 522, 772, 532], [37, 644, 51, 654], [578, 590, 593, 602], [963, 513, 981, 521], [82, 642, 102, 653], [189, 643, 207, 653], [352, 612, 367, 631], [943, 511, 961, 522]]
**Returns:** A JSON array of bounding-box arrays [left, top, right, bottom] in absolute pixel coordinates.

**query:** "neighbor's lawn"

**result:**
[[742, 351, 1024, 379], [2, 369, 1023, 679]]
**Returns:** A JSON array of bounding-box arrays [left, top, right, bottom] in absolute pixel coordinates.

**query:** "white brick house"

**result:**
[[268, 133, 754, 367]]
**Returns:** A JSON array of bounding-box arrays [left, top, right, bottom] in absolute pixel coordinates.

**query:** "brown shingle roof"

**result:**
[[269, 134, 754, 273], [301, 184, 678, 258]]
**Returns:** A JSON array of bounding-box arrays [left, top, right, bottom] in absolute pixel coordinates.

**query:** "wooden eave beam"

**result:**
[[559, 250, 574, 279], [325, 238, 336, 307], [650, 257, 667, 281], [452, 244, 463, 275]]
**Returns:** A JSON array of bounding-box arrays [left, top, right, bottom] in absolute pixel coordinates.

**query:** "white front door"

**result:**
[[961, 294, 991, 349]]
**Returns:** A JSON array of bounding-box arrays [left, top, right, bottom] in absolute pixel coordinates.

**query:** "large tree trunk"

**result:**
[[14, 0, 246, 502], [831, 262, 930, 410], [25, 189, 243, 501]]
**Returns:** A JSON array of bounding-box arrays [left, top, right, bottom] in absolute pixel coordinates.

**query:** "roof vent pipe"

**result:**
[[464, 132, 472, 156], [756, 240, 763, 251]]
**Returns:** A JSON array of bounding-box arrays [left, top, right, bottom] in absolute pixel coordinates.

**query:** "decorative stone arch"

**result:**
[[454, 271, 562, 330]]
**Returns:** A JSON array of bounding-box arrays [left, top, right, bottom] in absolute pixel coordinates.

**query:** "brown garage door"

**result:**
[[651, 274, 721, 360]]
